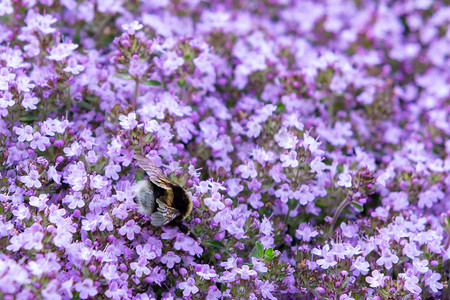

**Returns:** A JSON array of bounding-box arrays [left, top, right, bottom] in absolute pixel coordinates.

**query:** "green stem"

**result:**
[[328, 96, 334, 122], [133, 78, 139, 110], [327, 198, 349, 238], [284, 207, 291, 225]]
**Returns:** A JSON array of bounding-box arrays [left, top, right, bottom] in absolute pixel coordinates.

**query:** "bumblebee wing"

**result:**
[[151, 198, 181, 226], [134, 154, 173, 190]]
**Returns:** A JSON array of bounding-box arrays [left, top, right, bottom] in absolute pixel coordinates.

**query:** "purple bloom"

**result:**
[[237, 161, 257, 179], [376, 248, 399, 270], [48, 42, 79, 61], [118, 220, 141, 240], [424, 271, 443, 293], [196, 264, 218, 280], [256, 279, 277, 300], [130, 258, 151, 277], [350, 256, 370, 276], [294, 184, 315, 205], [63, 161, 87, 191], [118, 112, 138, 130], [121, 21, 143, 35], [251, 257, 268, 273], [29, 194, 48, 211], [295, 223, 319, 242], [74, 279, 97, 299], [337, 172, 352, 188], [204, 191, 225, 212], [159, 51, 184, 76], [274, 127, 298, 149], [20, 169, 42, 188], [160, 251, 181, 269], [15, 125, 34, 142], [30, 132, 50, 151], [236, 265, 257, 280], [275, 183, 293, 203], [63, 192, 85, 209], [177, 277, 199, 297], [365, 270, 385, 288], [312, 244, 337, 269], [63, 57, 85, 75], [280, 150, 298, 168]]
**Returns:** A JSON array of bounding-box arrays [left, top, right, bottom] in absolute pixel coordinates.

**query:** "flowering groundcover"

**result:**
[[0, 0, 449, 299]]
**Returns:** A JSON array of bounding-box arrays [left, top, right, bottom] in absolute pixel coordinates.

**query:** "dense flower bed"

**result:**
[[0, 0, 449, 299]]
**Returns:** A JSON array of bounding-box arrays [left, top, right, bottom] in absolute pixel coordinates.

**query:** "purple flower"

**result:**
[[337, 172, 352, 188], [256, 279, 277, 300], [424, 271, 443, 293], [47, 165, 61, 184], [118, 112, 138, 130], [173, 235, 203, 256], [121, 21, 143, 35], [90, 174, 108, 190], [376, 247, 399, 270], [105, 162, 121, 180], [160, 251, 181, 268], [0, 67, 16, 91], [236, 265, 257, 280], [204, 191, 225, 212], [275, 183, 293, 203], [63, 161, 87, 191], [295, 223, 319, 242], [177, 277, 199, 297], [226, 178, 244, 197], [274, 127, 298, 149], [312, 244, 337, 269], [280, 150, 298, 168], [48, 42, 79, 61], [63, 57, 85, 75], [159, 51, 184, 76], [118, 220, 141, 240], [30, 132, 50, 151], [29, 194, 48, 211], [20, 169, 42, 188], [350, 256, 369, 276], [15, 125, 34, 142], [41, 279, 61, 300], [399, 270, 422, 294], [63, 192, 85, 209], [365, 269, 385, 288], [418, 185, 444, 208], [251, 257, 268, 273], [104, 281, 128, 299], [294, 184, 315, 205], [130, 258, 151, 277], [136, 239, 162, 260], [195, 264, 218, 280], [74, 279, 98, 299]]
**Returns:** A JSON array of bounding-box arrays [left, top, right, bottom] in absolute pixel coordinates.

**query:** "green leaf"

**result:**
[[250, 241, 264, 259], [264, 247, 274, 261], [142, 80, 162, 86], [113, 73, 132, 80], [351, 202, 364, 212], [276, 102, 285, 114], [19, 115, 39, 122], [206, 240, 226, 249]]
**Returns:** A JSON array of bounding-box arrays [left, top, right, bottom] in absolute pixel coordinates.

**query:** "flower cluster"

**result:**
[[0, 0, 449, 299]]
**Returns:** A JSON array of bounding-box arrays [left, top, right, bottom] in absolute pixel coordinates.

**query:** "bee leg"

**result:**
[[176, 223, 198, 240]]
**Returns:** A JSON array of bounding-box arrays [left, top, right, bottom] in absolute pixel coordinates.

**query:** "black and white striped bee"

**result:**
[[133, 154, 193, 234]]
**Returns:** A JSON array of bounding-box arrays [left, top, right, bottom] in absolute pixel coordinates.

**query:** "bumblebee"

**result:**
[[133, 154, 193, 234]]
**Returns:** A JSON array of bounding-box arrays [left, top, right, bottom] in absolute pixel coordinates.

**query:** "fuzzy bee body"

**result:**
[[134, 154, 193, 232]]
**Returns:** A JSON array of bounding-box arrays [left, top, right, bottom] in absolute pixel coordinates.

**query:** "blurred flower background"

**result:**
[[0, 0, 449, 299]]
